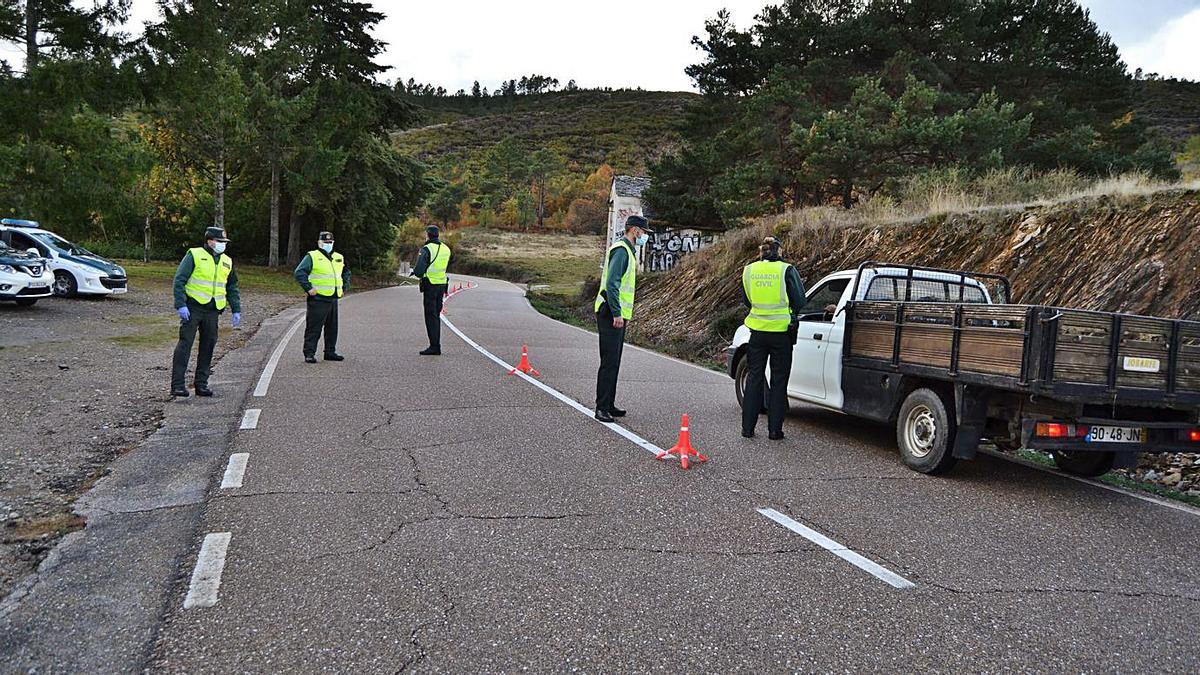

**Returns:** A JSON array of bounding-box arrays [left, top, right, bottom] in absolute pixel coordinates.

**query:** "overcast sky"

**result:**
[[3, 1, 1199, 89]]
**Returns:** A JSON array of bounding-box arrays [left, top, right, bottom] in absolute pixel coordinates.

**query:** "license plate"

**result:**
[[28, 281, 48, 288], [1086, 425, 1145, 443]]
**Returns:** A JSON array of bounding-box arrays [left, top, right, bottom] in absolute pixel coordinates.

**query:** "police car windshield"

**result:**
[[29, 231, 89, 255]]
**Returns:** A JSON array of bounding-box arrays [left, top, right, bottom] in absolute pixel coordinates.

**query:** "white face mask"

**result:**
[[212, 242, 227, 255], [319, 243, 333, 253]]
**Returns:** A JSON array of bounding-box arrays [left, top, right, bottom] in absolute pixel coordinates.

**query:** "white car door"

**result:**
[[788, 277, 853, 402]]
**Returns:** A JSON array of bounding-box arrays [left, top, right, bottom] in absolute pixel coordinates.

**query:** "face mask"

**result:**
[[212, 242, 226, 255], [319, 243, 333, 253], [635, 234, 649, 247]]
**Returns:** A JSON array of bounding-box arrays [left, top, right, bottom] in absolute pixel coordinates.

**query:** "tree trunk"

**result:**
[[286, 206, 302, 266], [143, 212, 152, 263], [268, 160, 280, 267], [536, 180, 546, 229], [25, 0, 39, 71], [841, 179, 853, 209], [215, 149, 226, 229]]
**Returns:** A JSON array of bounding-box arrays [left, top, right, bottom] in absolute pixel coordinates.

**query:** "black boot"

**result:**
[[594, 408, 614, 423], [420, 347, 441, 356]]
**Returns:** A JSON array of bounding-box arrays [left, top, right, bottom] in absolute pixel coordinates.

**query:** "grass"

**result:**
[[105, 316, 179, 349], [1014, 449, 1200, 508], [452, 228, 603, 297]]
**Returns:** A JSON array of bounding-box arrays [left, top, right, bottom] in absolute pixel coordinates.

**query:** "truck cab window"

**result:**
[[798, 279, 850, 321]]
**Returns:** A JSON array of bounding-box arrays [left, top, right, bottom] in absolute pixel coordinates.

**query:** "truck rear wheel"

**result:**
[[1052, 451, 1115, 477], [733, 353, 769, 415], [896, 388, 958, 474]]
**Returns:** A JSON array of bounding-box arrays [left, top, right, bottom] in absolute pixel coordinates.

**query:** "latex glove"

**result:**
[[177, 306, 190, 322], [231, 312, 242, 329]]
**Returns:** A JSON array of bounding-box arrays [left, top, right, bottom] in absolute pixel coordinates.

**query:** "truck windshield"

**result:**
[[29, 231, 90, 256]]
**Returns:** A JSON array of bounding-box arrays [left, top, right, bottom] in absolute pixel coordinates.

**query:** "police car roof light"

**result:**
[[1, 218, 40, 228]]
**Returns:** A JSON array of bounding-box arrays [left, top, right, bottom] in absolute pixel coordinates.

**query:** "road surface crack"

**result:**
[[395, 569, 458, 673], [568, 544, 818, 556], [927, 581, 1200, 602]]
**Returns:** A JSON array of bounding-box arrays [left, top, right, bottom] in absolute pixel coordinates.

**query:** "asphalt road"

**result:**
[[12, 276, 1199, 672]]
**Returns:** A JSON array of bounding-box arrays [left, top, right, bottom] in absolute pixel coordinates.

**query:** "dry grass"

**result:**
[[761, 169, 1200, 235]]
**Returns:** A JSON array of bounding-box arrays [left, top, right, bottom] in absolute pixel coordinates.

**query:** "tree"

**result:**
[[0, 0, 129, 72], [527, 147, 565, 229], [426, 180, 467, 226]]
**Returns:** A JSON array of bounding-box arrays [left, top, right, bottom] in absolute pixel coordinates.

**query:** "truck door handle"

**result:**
[[813, 333, 824, 340]]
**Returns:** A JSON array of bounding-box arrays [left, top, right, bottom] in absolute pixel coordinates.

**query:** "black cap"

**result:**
[[318, 231, 334, 242], [426, 225, 440, 238], [624, 215, 654, 234], [204, 226, 229, 242]]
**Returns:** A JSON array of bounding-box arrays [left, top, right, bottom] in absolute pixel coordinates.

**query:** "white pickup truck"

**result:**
[[727, 262, 1200, 477]]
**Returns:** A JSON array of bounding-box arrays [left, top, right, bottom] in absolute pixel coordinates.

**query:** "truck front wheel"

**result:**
[[1052, 451, 1115, 477], [896, 388, 958, 474]]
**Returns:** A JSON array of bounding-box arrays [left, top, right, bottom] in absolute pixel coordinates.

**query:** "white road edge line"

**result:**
[[979, 448, 1200, 518], [757, 507, 916, 590], [239, 409, 261, 430], [253, 318, 304, 397], [220, 453, 249, 489], [183, 532, 232, 609], [440, 314, 669, 457]]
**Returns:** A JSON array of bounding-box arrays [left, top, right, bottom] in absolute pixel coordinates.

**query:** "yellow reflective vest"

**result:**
[[184, 247, 233, 310], [423, 242, 451, 285], [594, 240, 636, 320], [742, 260, 791, 332], [307, 250, 345, 298]]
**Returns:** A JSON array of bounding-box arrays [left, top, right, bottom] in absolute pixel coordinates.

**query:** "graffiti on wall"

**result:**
[[646, 229, 717, 272]]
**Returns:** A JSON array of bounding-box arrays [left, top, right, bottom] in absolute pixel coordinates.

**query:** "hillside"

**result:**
[[1134, 78, 1200, 149], [393, 90, 698, 176]]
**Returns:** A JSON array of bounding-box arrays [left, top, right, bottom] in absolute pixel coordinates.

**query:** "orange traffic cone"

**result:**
[[508, 344, 541, 377], [657, 414, 707, 470]]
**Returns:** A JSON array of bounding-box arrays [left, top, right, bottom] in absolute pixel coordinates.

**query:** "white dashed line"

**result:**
[[239, 409, 261, 430], [254, 318, 304, 397], [183, 532, 233, 608], [220, 453, 249, 489], [441, 315, 669, 457], [757, 508, 916, 590]]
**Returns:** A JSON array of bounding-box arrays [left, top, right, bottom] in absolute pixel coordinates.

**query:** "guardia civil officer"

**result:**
[[413, 225, 451, 355], [740, 236, 805, 439], [170, 226, 241, 398], [593, 215, 653, 423], [294, 231, 350, 363]]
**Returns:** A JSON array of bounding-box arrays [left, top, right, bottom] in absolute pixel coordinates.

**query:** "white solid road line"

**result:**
[[239, 409, 261, 430], [183, 532, 233, 609], [253, 317, 304, 397], [757, 508, 917, 590], [220, 453, 249, 489], [441, 315, 670, 457]]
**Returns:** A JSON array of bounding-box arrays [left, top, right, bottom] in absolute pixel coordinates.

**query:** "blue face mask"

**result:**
[[635, 234, 649, 247], [319, 243, 333, 253], [212, 242, 227, 255]]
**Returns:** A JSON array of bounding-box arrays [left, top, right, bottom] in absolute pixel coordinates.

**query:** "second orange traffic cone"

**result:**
[[657, 414, 707, 470], [508, 344, 541, 377]]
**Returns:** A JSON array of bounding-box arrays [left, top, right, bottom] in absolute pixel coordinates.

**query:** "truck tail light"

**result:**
[[1189, 430, 1200, 442], [1036, 423, 1069, 438]]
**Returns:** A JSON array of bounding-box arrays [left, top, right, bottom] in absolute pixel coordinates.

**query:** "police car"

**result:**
[[0, 238, 53, 306], [0, 219, 128, 297]]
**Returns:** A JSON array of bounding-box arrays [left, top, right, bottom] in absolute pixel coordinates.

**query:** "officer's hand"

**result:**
[[232, 312, 242, 329], [613, 317, 626, 329], [177, 306, 190, 322], [307, 289, 317, 296]]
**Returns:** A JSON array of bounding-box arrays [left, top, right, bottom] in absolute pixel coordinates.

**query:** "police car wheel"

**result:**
[[53, 271, 77, 297]]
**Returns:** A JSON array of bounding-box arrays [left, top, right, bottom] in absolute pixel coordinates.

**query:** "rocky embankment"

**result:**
[[633, 189, 1200, 496]]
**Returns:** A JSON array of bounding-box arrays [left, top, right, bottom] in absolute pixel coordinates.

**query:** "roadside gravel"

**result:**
[[0, 283, 298, 600]]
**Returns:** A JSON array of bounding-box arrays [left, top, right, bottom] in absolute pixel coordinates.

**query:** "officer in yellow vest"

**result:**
[[170, 226, 241, 398], [294, 231, 350, 363], [740, 236, 805, 439], [593, 215, 653, 423], [413, 225, 451, 355]]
